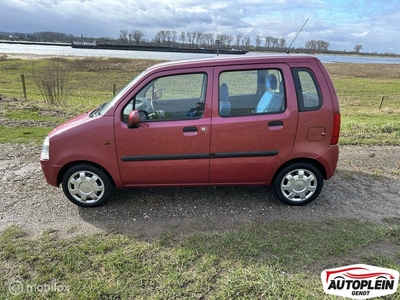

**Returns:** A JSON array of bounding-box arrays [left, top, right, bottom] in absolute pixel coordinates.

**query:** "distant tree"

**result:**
[[226, 35, 233, 47], [279, 38, 286, 49], [265, 36, 274, 49], [132, 30, 143, 45], [180, 31, 186, 45], [165, 30, 172, 46], [305, 40, 317, 52], [33, 31, 74, 42], [305, 39, 329, 52], [235, 35, 242, 48], [186, 32, 192, 46], [119, 30, 128, 44], [354, 44, 362, 53], [203, 33, 214, 47], [153, 31, 162, 45], [255, 35, 262, 49], [171, 31, 177, 46], [187, 31, 196, 47], [271, 38, 279, 49], [244, 36, 251, 49], [216, 34, 230, 48], [196, 32, 203, 46]]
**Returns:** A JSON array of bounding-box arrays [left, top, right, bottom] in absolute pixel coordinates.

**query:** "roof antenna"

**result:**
[[286, 18, 309, 54]]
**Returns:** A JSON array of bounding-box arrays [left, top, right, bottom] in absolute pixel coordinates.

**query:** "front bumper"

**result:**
[[40, 159, 62, 187]]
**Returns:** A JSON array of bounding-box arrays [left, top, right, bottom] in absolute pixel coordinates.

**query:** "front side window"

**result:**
[[122, 73, 207, 122], [218, 69, 285, 116]]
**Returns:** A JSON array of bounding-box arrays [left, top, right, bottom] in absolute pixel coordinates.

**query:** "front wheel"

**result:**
[[273, 163, 323, 206], [61, 164, 113, 207]]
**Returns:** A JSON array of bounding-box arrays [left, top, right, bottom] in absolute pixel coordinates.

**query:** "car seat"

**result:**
[[255, 74, 278, 113], [219, 83, 231, 115]]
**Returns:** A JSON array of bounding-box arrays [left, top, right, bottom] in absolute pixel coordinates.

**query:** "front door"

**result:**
[[115, 70, 212, 186]]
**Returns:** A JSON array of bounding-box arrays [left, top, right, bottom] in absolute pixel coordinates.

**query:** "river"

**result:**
[[1, 43, 400, 64]]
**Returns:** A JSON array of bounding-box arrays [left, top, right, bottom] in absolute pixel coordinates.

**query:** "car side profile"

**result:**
[[40, 54, 340, 207]]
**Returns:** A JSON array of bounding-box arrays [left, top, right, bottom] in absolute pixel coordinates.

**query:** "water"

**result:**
[[2, 43, 400, 64], [0, 43, 216, 61]]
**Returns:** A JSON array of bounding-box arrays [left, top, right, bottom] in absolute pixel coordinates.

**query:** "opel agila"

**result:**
[[40, 54, 341, 207]]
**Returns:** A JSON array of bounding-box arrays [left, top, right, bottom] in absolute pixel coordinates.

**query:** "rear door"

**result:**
[[114, 68, 213, 185], [210, 63, 298, 184]]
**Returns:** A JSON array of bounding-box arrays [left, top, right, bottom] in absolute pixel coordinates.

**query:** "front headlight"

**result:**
[[40, 136, 50, 160]]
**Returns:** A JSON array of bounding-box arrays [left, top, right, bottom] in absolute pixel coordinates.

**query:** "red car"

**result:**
[[40, 54, 340, 207]]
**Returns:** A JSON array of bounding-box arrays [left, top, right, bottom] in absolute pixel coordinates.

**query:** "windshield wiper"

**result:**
[[90, 101, 108, 117]]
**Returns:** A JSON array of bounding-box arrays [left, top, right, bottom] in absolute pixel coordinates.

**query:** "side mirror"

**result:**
[[127, 110, 141, 128]]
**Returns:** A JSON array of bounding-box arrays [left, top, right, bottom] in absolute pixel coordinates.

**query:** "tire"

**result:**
[[61, 164, 113, 207], [273, 162, 323, 206]]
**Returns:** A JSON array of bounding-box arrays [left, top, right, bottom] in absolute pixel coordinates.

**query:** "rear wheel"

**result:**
[[273, 162, 323, 206], [62, 164, 113, 207]]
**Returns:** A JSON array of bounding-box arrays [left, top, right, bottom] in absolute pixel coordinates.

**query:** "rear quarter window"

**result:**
[[292, 68, 322, 111]]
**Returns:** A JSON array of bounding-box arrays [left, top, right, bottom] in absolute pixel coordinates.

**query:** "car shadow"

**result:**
[[77, 185, 288, 240], [77, 169, 400, 240]]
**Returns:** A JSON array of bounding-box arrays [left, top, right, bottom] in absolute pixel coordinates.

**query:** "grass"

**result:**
[[0, 57, 160, 107], [325, 63, 400, 145], [1, 58, 400, 145], [0, 219, 399, 299], [0, 126, 53, 144]]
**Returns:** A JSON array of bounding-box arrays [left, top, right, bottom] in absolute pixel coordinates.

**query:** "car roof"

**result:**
[[146, 53, 319, 72]]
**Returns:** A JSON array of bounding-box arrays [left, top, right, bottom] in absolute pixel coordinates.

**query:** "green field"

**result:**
[[0, 56, 399, 299], [1, 56, 399, 145]]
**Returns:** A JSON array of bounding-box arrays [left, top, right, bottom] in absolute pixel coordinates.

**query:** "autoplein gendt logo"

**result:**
[[321, 264, 399, 299]]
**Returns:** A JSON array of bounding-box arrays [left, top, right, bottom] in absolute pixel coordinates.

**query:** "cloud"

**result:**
[[1, 0, 400, 53], [351, 31, 370, 38]]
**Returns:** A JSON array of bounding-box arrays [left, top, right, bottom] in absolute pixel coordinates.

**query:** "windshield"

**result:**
[[96, 70, 147, 116]]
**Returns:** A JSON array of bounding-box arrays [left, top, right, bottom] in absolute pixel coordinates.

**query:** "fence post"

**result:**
[[112, 84, 116, 96], [21, 74, 27, 99], [379, 96, 385, 110]]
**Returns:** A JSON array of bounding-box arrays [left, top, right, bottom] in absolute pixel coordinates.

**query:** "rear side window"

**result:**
[[292, 68, 322, 111], [218, 69, 285, 116]]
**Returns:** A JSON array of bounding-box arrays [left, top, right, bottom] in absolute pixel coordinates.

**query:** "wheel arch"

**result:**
[[57, 160, 116, 187], [271, 157, 327, 184]]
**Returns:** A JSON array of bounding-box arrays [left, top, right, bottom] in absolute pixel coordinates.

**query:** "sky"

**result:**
[[1, 0, 400, 54]]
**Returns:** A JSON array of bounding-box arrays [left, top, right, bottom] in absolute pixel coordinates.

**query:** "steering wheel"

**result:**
[[150, 99, 165, 118], [138, 110, 149, 120], [150, 99, 163, 112]]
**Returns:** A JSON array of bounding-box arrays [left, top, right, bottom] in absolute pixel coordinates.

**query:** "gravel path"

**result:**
[[0, 144, 399, 239]]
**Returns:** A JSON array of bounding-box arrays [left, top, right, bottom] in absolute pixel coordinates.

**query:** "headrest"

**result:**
[[220, 83, 229, 102], [266, 74, 278, 90]]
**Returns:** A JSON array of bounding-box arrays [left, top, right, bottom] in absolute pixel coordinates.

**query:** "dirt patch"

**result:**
[[0, 94, 75, 128], [0, 143, 399, 240]]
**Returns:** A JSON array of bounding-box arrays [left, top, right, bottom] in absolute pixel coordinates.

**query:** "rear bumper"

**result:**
[[40, 159, 62, 187], [316, 145, 339, 179]]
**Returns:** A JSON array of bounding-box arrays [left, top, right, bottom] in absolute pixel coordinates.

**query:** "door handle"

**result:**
[[268, 120, 283, 126], [183, 127, 198, 132]]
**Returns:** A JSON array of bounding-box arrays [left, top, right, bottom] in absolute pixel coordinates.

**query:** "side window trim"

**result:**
[[291, 67, 323, 112], [121, 72, 208, 123], [218, 68, 286, 117]]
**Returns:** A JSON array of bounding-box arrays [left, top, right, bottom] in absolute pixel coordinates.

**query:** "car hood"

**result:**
[[48, 111, 91, 138]]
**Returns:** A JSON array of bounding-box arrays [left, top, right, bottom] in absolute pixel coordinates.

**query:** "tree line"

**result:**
[[3, 30, 390, 55], [1, 30, 329, 52], [118, 29, 335, 53]]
